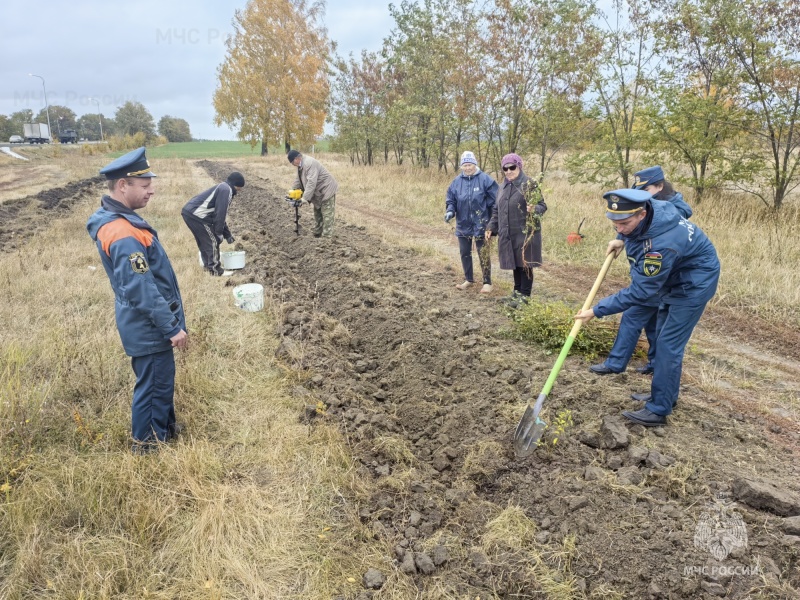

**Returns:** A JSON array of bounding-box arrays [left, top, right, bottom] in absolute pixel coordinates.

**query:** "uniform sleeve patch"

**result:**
[[129, 252, 149, 274], [643, 252, 662, 277]]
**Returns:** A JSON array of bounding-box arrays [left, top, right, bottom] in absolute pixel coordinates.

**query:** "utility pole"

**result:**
[[29, 73, 52, 141], [89, 97, 104, 141]]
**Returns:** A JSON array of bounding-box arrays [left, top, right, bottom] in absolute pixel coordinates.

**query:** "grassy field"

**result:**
[[0, 156, 392, 599], [145, 140, 330, 159], [1, 149, 799, 598], [144, 141, 266, 159]]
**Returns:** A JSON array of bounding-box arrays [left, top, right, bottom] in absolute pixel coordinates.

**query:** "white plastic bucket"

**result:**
[[198, 251, 204, 266], [222, 250, 246, 270], [233, 283, 264, 312]]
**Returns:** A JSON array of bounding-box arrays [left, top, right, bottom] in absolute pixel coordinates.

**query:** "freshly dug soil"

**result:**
[[200, 160, 800, 599], [1, 161, 796, 598], [0, 176, 103, 251]]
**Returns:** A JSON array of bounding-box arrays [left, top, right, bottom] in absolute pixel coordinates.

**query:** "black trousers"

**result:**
[[458, 236, 491, 284], [182, 213, 223, 275], [513, 267, 533, 296]]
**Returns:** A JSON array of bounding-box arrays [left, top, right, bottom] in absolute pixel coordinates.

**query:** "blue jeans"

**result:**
[[603, 304, 658, 372], [131, 349, 176, 445], [646, 302, 709, 416], [458, 236, 491, 284]]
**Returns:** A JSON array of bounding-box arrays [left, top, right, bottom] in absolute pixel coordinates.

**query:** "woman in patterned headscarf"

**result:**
[[486, 153, 547, 305]]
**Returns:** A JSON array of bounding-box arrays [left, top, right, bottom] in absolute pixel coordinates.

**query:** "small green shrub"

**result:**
[[504, 297, 620, 358]]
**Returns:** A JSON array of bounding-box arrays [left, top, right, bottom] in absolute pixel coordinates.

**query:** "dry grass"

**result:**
[[0, 145, 103, 204], [0, 155, 409, 599], [480, 506, 585, 599], [249, 153, 800, 327], [2, 148, 798, 598]]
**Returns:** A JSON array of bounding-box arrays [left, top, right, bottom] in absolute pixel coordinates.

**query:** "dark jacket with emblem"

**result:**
[[445, 169, 498, 238], [181, 182, 234, 241], [87, 196, 186, 357], [487, 171, 547, 269], [594, 200, 719, 318]]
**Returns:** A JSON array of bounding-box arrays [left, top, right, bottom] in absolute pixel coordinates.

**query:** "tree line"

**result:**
[[0, 101, 193, 144], [211, 0, 800, 207], [327, 0, 800, 208]]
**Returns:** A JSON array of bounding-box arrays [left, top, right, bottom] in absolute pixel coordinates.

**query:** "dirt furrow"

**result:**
[[203, 160, 799, 599]]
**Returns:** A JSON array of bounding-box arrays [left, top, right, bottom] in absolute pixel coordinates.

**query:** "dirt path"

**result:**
[[201, 161, 799, 599]]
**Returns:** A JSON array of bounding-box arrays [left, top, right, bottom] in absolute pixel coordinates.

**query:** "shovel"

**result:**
[[513, 251, 617, 457]]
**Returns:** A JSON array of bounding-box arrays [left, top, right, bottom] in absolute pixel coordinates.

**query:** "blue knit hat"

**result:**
[[460, 151, 477, 166]]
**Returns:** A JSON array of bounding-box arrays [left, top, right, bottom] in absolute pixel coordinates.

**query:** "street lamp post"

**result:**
[[89, 97, 104, 141], [28, 73, 52, 141]]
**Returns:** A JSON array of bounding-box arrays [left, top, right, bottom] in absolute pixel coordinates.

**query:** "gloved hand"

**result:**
[[287, 189, 303, 200], [225, 235, 235, 244], [444, 211, 455, 223]]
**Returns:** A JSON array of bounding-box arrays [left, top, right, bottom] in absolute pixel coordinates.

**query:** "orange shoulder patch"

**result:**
[[97, 219, 153, 256]]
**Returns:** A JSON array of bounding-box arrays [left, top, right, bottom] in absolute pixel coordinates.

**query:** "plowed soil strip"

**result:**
[[201, 160, 799, 599]]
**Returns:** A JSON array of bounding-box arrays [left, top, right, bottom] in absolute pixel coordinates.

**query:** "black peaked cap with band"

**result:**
[[100, 147, 157, 179], [603, 188, 652, 221], [631, 165, 664, 190]]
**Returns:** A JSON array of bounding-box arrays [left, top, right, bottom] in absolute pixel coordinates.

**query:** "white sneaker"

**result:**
[[222, 270, 235, 277], [480, 284, 493, 293], [455, 281, 473, 290]]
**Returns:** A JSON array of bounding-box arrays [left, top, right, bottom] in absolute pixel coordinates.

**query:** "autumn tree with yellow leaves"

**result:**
[[213, 0, 331, 155]]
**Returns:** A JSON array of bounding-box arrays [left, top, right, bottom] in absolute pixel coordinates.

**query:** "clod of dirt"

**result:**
[[733, 478, 800, 516], [362, 568, 385, 590], [701, 581, 727, 596], [414, 552, 436, 575], [616, 466, 644, 485], [628, 446, 650, 465], [599, 416, 631, 448], [783, 516, 800, 535], [645, 450, 676, 469], [569, 496, 590, 511], [432, 545, 449, 566], [584, 466, 606, 481], [399, 551, 416, 574], [578, 427, 601, 448], [606, 454, 624, 469]]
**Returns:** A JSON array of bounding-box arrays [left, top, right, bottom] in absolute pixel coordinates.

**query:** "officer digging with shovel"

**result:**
[[574, 188, 720, 427]]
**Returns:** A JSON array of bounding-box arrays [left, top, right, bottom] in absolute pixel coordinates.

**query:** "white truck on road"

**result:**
[[23, 123, 51, 144]]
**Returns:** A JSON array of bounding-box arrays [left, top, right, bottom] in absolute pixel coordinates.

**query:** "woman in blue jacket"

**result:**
[[445, 151, 498, 293], [590, 166, 693, 376]]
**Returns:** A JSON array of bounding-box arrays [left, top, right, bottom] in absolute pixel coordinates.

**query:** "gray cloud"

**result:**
[[1, 0, 393, 140]]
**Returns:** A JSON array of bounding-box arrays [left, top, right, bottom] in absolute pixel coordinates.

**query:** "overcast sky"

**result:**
[[0, 1, 394, 140]]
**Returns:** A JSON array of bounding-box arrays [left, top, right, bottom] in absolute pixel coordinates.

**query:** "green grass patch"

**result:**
[[143, 140, 330, 159], [143, 141, 265, 159], [504, 297, 619, 358], [103, 138, 330, 160]]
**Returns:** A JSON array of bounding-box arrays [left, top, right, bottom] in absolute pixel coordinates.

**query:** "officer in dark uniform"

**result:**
[[86, 147, 188, 452], [590, 166, 694, 376], [576, 188, 720, 426]]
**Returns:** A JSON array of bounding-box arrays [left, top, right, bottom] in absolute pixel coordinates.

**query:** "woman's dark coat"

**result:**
[[487, 171, 547, 269]]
